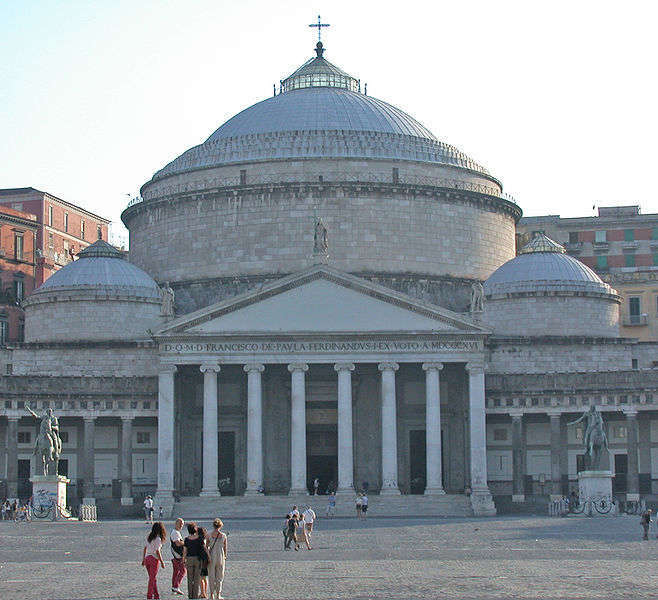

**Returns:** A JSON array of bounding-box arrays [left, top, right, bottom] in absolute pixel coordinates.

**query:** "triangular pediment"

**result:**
[[157, 266, 489, 336]]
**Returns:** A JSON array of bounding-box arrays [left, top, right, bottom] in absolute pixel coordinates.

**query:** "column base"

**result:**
[[549, 494, 563, 502], [512, 494, 525, 503], [335, 487, 354, 498], [626, 493, 640, 502], [244, 488, 263, 497], [379, 486, 401, 496], [470, 489, 496, 516], [288, 488, 309, 496], [199, 489, 222, 498], [82, 497, 96, 506], [424, 487, 446, 495], [120, 497, 134, 506], [154, 490, 175, 519]]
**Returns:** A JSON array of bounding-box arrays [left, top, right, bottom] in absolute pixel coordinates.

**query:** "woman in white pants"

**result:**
[[206, 518, 228, 599]]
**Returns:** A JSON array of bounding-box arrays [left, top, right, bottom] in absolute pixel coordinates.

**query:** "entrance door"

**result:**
[[306, 427, 337, 494], [218, 431, 235, 496], [17, 459, 30, 499], [614, 454, 628, 494], [409, 430, 426, 494]]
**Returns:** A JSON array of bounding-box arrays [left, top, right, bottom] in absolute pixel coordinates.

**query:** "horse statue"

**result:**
[[567, 405, 609, 470], [25, 403, 62, 476]]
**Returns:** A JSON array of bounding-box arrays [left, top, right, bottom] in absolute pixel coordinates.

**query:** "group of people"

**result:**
[[142, 517, 227, 600], [355, 492, 369, 518], [283, 505, 316, 550], [1, 498, 30, 521]]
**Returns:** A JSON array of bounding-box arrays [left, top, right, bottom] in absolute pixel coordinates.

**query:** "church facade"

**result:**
[[0, 41, 656, 515]]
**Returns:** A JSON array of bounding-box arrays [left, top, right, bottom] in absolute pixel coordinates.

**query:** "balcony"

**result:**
[[565, 242, 583, 254], [621, 241, 640, 251], [623, 314, 648, 327], [593, 241, 609, 252]]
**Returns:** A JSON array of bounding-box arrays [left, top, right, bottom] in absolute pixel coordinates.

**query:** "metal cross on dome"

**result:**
[[309, 14, 330, 42]]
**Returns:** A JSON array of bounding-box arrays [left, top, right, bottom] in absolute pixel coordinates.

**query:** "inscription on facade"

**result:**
[[160, 339, 482, 354]]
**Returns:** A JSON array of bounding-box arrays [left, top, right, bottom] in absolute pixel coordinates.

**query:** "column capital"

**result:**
[[244, 363, 265, 373], [465, 362, 485, 374], [7, 416, 19, 423], [623, 407, 639, 418], [334, 362, 355, 372], [509, 410, 524, 420], [288, 362, 309, 373], [200, 363, 221, 373], [83, 416, 96, 424], [422, 362, 444, 372], [159, 364, 178, 375], [378, 362, 399, 372], [120, 415, 133, 422], [546, 410, 562, 419]]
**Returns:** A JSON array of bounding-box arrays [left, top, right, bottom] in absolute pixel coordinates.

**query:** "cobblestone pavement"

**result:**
[[1, 515, 657, 599]]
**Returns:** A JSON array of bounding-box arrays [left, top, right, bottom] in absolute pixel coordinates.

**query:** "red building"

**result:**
[[0, 188, 110, 286], [0, 206, 38, 344]]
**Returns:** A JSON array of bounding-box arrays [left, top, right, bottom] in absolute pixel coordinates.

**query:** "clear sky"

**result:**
[[1, 0, 656, 245]]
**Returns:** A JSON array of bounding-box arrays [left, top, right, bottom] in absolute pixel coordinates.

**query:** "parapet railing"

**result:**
[[549, 496, 618, 517]]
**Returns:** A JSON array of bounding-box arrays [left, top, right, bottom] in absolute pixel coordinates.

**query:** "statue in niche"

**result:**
[[470, 281, 484, 313], [25, 402, 62, 476], [313, 219, 329, 255], [567, 405, 609, 470], [160, 282, 175, 317]]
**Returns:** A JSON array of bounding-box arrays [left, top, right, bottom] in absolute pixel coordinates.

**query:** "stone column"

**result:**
[[423, 362, 445, 495], [288, 363, 309, 495], [378, 362, 401, 495], [6, 418, 18, 498], [155, 365, 177, 505], [200, 363, 221, 497], [244, 363, 265, 496], [120, 416, 133, 505], [83, 417, 96, 505], [510, 411, 525, 502], [625, 408, 640, 501], [466, 363, 496, 515], [335, 362, 355, 495], [548, 411, 562, 500]]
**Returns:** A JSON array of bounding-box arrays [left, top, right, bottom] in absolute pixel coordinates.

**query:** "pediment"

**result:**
[[157, 266, 489, 336]]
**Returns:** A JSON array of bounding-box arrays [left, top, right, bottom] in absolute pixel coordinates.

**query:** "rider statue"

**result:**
[[567, 405, 609, 470], [25, 402, 62, 476]]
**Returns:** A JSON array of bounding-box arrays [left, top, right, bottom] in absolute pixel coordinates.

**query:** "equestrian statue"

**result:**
[[25, 403, 62, 476], [567, 405, 609, 470]]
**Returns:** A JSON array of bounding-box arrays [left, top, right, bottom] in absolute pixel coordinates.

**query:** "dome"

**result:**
[[149, 45, 491, 182], [33, 239, 160, 299], [484, 234, 615, 296]]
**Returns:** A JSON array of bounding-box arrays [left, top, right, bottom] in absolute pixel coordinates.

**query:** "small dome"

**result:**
[[33, 239, 160, 298], [485, 234, 615, 296]]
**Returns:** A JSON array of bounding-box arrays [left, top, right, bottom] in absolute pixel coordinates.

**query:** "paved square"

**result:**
[[0, 515, 655, 599]]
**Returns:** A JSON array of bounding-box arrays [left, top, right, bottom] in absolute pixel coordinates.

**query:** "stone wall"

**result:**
[[633, 342, 658, 369], [487, 337, 634, 374], [484, 294, 620, 338]]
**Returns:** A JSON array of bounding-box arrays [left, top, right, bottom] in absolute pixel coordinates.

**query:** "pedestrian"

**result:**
[[313, 477, 320, 496], [361, 493, 368, 519], [1, 499, 6, 521], [297, 511, 311, 550], [291, 505, 300, 518], [283, 513, 292, 550], [170, 518, 186, 596], [288, 514, 300, 551], [182, 522, 203, 599], [325, 492, 336, 517], [197, 527, 209, 598], [355, 493, 363, 518], [144, 495, 154, 523], [206, 518, 228, 600], [159, 506, 164, 519], [641, 508, 652, 540], [142, 521, 167, 600], [303, 505, 316, 539], [11, 499, 18, 521]]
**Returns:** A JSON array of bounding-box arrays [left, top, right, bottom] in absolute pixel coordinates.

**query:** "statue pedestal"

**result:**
[[30, 475, 70, 520], [578, 470, 614, 517]]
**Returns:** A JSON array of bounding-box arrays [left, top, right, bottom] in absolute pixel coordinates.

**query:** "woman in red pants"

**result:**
[[142, 522, 167, 599]]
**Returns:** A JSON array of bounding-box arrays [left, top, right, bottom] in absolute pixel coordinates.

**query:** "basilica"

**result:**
[[1, 40, 656, 516]]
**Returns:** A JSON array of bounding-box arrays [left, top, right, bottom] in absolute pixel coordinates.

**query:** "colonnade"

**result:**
[[156, 360, 489, 499]]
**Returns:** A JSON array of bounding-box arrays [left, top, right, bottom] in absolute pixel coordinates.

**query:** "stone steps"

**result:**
[[173, 493, 474, 519]]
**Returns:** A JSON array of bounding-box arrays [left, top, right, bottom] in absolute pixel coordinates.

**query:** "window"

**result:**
[[59, 431, 69, 443], [392, 167, 399, 183], [653, 227, 658, 240], [0, 319, 7, 344], [48, 205, 53, 226], [493, 428, 508, 441], [624, 229, 635, 242], [625, 254, 636, 267], [595, 230, 607, 243], [240, 170, 247, 185], [137, 431, 151, 444], [569, 231, 579, 243], [58, 459, 68, 477], [63, 240, 69, 259], [17, 431, 31, 444], [614, 425, 628, 438], [596, 255, 608, 269], [97, 225, 102, 240], [64, 212, 69, 232], [653, 254, 658, 266], [48, 232, 54, 250], [14, 233, 23, 260], [17, 320, 24, 342], [632, 359, 639, 370], [629, 297, 641, 318], [80, 220, 85, 239], [13, 279, 24, 301]]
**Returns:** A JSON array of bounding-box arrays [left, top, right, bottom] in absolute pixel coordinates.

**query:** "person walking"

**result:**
[[313, 477, 320, 496], [197, 527, 210, 598], [641, 508, 652, 540], [303, 505, 316, 540], [170, 518, 186, 596], [1, 499, 7, 521], [361, 493, 369, 519], [325, 493, 336, 518], [283, 513, 292, 550], [142, 521, 167, 600], [144, 495, 154, 524], [288, 514, 300, 551], [297, 512, 311, 550], [206, 518, 228, 599], [182, 522, 203, 599], [355, 493, 363, 518]]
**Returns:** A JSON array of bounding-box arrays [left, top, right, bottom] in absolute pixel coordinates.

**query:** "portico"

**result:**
[[153, 266, 496, 515]]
